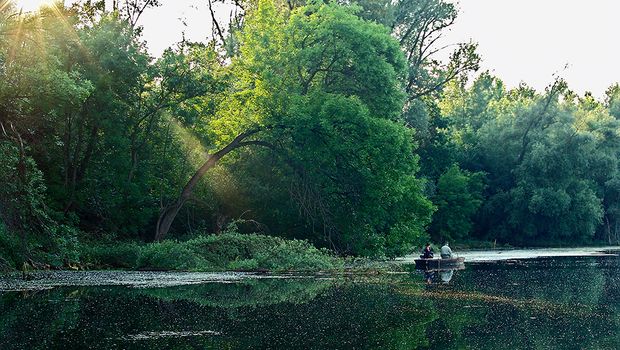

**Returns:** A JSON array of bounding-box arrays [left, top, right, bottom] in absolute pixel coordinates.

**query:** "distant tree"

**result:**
[[606, 83, 620, 119], [429, 164, 484, 242], [473, 81, 610, 244]]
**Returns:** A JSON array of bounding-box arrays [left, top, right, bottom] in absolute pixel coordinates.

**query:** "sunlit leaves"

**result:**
[[203, 0, 432, 255]]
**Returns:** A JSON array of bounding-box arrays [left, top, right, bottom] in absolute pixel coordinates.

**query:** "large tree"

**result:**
[[156, 0, 433, 256]]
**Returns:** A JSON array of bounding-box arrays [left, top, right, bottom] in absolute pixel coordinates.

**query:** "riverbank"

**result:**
[[3, 247, 620, 292], [4, 230, 619, 276], [1, 233, 344, 274]]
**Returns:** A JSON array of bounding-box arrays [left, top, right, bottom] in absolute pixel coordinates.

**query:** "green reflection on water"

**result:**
[[1, 255, 619, 349]]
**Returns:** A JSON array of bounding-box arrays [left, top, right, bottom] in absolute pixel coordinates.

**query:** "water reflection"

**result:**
[[423, 268, 459, 285], [1, 254, 619, 349], [438, 269, 454, 283]]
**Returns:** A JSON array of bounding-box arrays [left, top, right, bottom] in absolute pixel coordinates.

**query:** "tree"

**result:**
[[208, 0, 480, 99], [387, 0, 480, 101], [471, 81, 608, 244], [156, 0, 433, 256], [429, 164, 484, 242], [606, 83, 620, 119]]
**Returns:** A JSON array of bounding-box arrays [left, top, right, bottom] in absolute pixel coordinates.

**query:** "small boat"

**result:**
[[414, 257, 465, 271]]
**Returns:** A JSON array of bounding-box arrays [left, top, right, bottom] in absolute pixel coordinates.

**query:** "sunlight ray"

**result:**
[[0, 0, 12, 13], [14, 0, 56, 12]]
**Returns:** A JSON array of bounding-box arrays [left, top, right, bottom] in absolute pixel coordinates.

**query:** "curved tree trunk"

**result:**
[[154, 130, 259, 241]]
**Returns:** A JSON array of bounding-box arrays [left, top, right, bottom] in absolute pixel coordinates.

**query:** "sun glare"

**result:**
[[14, 0, 59, 12]]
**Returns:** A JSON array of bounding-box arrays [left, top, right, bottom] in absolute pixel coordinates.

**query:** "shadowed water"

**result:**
[[1, 252, 619, 349]]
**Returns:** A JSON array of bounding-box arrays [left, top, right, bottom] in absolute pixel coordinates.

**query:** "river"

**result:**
[[1, 248, 619, 349]]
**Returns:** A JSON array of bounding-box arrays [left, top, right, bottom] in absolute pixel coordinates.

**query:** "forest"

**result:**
[[1, 0, 620, 271]]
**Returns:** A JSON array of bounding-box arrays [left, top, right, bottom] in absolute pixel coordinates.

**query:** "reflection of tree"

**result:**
[[3, 259, 619, 350], [365, 283, 436, 349], [209, 282, 434, 349], [136, 278, 437, 349], [411, 257, 620, 349], [458, 259, 606, 306], [0, 278, 435, 349], [0, 289, 82, 349], [138, 278, 335, 309], [600, 256, 620, 348]]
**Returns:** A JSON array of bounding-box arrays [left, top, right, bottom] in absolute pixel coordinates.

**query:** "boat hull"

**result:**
[[414, 257, 465, 271]]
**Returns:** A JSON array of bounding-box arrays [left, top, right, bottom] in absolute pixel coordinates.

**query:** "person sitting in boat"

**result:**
[[420, 243, 434, 259], [440, 242, 453, 259]]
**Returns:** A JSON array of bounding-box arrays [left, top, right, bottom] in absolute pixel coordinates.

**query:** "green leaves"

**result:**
[[431, 73, 620, 245], [430, 164, 484, 242], [283, 93, 431, 255], [202, 0, 432, 255]]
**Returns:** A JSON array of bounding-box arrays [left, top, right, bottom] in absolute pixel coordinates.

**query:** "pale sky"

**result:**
[[441, 0, 620, 98], [14, 0, 620, 98]]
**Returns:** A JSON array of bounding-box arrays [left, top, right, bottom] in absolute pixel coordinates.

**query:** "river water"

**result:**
[[1, 249, 619, 349]]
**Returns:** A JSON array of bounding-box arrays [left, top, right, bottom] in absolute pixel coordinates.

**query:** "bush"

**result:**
[[186, 232, 342, 272], [137, 240, 207, 270], [32, 225, 83, 268], [227, 258, 259, 271], [0, 222, 22, 271], [82, 241, 141, 268], [0, 141, 84, 270], [0, 140, 51, 236], [81, 232, 343, 272], [251, 237, 339, 271]]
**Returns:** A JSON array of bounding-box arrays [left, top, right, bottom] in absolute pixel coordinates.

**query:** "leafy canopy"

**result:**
[[206, 0, 433, 256]]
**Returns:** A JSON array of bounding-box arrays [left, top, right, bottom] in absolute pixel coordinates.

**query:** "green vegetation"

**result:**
[[0, 0, 619, 271], [83, 232, 342, 272], [434, 77, 620, 245], [138, 278, 337, 308]]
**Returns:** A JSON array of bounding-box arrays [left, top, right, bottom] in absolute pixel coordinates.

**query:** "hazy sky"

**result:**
[[15, 0, 620, 98], [441, 0, 619, 98]]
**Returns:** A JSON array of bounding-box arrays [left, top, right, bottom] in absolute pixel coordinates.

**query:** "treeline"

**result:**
[[0, 0, 618, 268], [424, 76, 620, 246]]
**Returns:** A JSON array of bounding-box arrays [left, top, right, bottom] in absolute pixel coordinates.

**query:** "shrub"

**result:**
[[186, 232, 343, 272], [82, 241, 142, 268], [137, 240, 207, 270], [80, 232, 343, 272], [227, 259, 259, 271], [0, 222, 22, 271], [33, 225, 83, 267]]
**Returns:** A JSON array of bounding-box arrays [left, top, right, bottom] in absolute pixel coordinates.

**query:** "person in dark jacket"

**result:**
[[420, 243, 434, 259]]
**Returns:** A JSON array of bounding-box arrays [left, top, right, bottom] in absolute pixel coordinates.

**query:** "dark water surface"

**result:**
[[1, 254, 619, 349]]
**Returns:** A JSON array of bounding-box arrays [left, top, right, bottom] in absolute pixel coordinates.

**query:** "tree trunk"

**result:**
[[605, 215, 612, 245], [154, 130, 259, 241]]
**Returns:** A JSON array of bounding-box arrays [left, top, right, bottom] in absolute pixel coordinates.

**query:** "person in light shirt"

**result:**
[[440, 242, 453, 259]]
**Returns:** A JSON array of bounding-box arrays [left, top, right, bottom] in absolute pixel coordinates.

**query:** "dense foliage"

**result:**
[[431, 77, 620, 245], [83, 231, 342, 272], [0, 0, 619, 270]]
